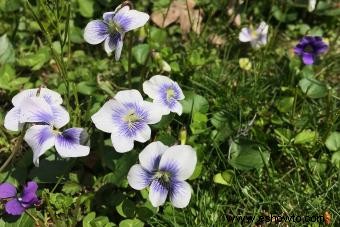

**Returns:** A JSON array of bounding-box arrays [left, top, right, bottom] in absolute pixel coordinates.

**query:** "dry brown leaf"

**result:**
[[209, 34, 226, 46], [151, 0, 203, 35]]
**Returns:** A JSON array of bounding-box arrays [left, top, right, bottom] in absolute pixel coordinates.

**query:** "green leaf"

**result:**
[[189, 163, 202, 180], [228, 140, 270, 170], [62, 182, 82, 195], [331, 151, 340, 169], [181, 91, 209, 114], [294, 130, 317, 144], [77, 0, 94, 18], [325, 132, 340, 152], [299, 78, 328, 99], [77, 81, 97, 95], [18, 47, 50, 70], [119, 219, 144, 227], [0, 64, 15, 90], [1, 213, 34, 227], [132, 44, 150, 64], [309, 158, 327, 175], [83, 212, 96, 227], [116, 199, 136, 218], [276, 97, 294, 113], [0, 34, 15, 64], [190, 112, 208, 134], [213, 170, 234, 186], [90, 216, 115, 227]]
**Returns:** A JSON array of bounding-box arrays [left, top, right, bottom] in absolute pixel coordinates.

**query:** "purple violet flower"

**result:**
[[127, 141, 197, 208], [143, 75, 185, 116], [83, 4, 149, 60], [19, 97, 90, 166], [0, 181, 39, 216], [294, 36, 328, 65], [91, 90, 163, 153]]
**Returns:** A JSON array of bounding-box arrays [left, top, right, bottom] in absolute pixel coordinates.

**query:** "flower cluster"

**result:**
[[4, 88, 90, 166], [0, 181, 39, 215], [92, 75, 185, 153]]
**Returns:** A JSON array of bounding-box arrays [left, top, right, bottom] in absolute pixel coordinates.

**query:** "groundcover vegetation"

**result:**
[[0, 0, 339, 226]]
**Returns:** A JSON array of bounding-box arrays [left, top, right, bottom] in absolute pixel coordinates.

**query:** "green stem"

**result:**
[[0, 124, 27, 172]]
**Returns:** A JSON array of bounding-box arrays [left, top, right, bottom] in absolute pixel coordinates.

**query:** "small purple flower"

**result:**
[[15, 96, 90, 166], [143, 75, 185, 116], [91, 90, 163, 153], [294, 36, 328, 65], [127, 141, 197, 208], [0, 181, 39, 216], [84, 4, 149, 60], [4, 88, 63, 131], [239, 21, 268, 49]]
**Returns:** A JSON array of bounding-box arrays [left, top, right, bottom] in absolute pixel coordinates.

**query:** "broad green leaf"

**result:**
[[90, 216, 114, 227], [1, 213, 34, 227], [132, 44, 150, 64], [116, 199, 136, 218], [119, 219, 144, 227], [18, 47, 50, 70], [62, 182, 82, 195], [181, 91, 209, 114], [276, 97, 294, 113], [0, 64, 15, 90], [309, 158, 327, 175], [190, 112, 208, 134], [228, 140, 270, 170], [213, 170, 234, 186], [331, 151, 340, 169], [294, 130, 317, 144], [0, 34, 15, 64], [77, 81, 97, 95], [299, 78, 328, 99], [83, 212, 96, 227], [189, 163, 202, 180], [325, 132, 340, 151], [77, 0, 94, 18]]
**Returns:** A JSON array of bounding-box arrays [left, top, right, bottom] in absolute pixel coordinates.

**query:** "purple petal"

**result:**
[[169, 180, 192, 208], [104, 33, 122, 55], [315, 43, 328, 54], [24, 125, 56, 167], [0, 183, 17, 199], [239, 28, 252, 42], [55, 128, 90, 158], [84, 20, 109, 45], [21, 181, 38, 205], [149, 180, 168, 207], [19, 97, 54, 125], [5, 199, 25, 215], [113, 9, 149, 32], [302, 52, 315, 65], [127, 164, 153, 190], [294, 45, 304, 55], [139, 141, 168, 171]]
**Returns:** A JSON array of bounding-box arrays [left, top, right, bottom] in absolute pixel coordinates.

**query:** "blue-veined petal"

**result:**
[[169, 180, 192, 208], [4, 106, 21, 131], [134, 124, 151, 143], [55, 128, 90, 158], [5, 199, 25, 215], [0, 183, 17, 199], [84, 20, 109, 45], [159, 145, 197, 181], [104, 33, 122, 55], [114, 9, 149, 32], [12, 88, 62, 106], [110, 131, 134, 153], [239, 28, 252, 42], [51, 105, 70, 129], [114, 89, 144, 104], [91, 99, 123, 133], [24, 125, 55, 167], [149, 180, 168, 207], [114, 36, 124, 61], [19, 97, 54, 125], [127, 164, 152, 190], [139, 141, 168, 171]]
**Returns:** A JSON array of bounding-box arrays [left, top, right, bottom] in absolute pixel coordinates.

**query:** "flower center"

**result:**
[[123, 110, 140, 128], [166, 88, 175, 100], [251, 30, 258, 39], [304, 44, 314, 53], [107, 21, 121, 34], [154, 171, 172, 183]]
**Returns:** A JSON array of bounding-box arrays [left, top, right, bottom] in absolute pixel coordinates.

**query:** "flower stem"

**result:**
[[0, 124, 27, 172], [127, 33, 133, 88]]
